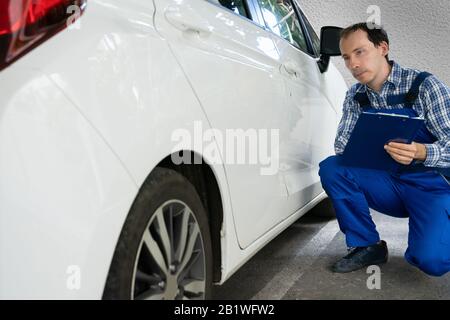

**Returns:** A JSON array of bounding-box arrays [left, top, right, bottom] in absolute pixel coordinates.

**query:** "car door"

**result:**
[[253, 0, 339, 216], [154, 0, 296, 249]]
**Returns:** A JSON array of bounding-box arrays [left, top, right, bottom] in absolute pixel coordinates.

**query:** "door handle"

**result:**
[[282, 61, 301, 77], [165, 4, 212, 35]]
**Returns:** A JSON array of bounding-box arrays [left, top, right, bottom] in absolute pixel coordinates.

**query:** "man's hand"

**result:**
[[384, 142, 427, 165]]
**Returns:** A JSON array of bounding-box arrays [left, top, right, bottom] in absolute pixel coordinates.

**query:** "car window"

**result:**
[[256, 0, 308, 52], [209, 0, 250, 18], [299, 9, 320, 56]]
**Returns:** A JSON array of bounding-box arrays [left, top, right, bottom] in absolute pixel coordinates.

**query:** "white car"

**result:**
[[0, 0, 347, 299]]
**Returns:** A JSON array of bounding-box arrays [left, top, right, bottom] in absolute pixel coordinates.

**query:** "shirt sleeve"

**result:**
[[334, 87, 362, 155], [419, 75, 450, 168]]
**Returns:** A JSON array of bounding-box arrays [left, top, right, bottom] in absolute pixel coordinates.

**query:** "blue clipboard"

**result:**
[[341, 112, 425, 171]]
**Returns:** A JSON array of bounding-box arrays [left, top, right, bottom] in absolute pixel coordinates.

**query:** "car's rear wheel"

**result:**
[[103, 167, 213, 300]]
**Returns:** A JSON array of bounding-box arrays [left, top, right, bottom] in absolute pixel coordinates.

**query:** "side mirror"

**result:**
[[318, 26, 343, 73]]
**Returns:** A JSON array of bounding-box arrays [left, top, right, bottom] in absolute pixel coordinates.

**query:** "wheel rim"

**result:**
[[131, 200, 207, 300]]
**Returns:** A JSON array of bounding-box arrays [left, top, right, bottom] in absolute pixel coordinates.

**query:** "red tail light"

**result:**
[[0, 0, 87, 72]]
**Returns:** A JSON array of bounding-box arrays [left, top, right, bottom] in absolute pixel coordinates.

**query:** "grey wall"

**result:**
[[298, 0, 450, 87]]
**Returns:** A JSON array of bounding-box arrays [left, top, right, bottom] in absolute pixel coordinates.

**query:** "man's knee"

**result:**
[[319, 155, 345, 183], [406, 246, 450, 277], [418, 258, 448, 277]]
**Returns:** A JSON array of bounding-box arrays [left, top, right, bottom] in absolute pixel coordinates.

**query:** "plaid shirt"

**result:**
[[335, 61, 450, 169]]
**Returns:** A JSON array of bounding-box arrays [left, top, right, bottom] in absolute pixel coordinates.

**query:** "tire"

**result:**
[[308, 197, 336, 219], [103, 167, 213, 300]]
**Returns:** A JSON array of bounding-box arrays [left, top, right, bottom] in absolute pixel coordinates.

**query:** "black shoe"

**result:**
[[331, 240, 388, 273]]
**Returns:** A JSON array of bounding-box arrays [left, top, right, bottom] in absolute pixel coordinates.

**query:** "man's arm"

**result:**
[[385, 75, 450, 167], [334, 87, 362, 155]]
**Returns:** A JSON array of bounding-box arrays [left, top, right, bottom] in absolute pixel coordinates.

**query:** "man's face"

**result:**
[[340, 29, 389, 86]]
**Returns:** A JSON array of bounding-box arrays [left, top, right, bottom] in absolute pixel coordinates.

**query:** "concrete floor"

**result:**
[[212, 209, 450, 300]]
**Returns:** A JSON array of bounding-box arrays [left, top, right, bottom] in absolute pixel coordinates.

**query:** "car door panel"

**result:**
[[255, 0, 338, 215], [154, 0, 294, 249]]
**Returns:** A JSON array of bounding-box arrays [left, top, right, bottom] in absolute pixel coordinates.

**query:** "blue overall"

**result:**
[[319, 72, 450, 276]]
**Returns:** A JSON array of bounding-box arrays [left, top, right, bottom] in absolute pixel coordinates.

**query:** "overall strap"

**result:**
[[404, 71, 433, 107], [353, 89, 371, 111], [353, 72, 433, 110], [386, 94, 408, 106]]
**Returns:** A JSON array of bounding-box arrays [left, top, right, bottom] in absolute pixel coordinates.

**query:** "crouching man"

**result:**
[[319, 22, 450, 276]]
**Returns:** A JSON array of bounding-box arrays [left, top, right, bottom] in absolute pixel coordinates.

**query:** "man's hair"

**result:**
[[340, 22, 390, 61]]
